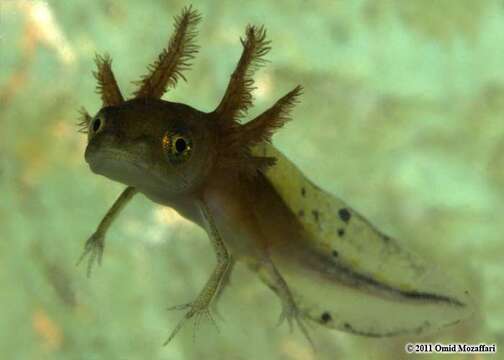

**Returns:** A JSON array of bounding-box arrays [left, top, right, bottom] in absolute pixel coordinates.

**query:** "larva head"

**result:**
[[84, 98, 217, 197], [79, 6, 302, 198]]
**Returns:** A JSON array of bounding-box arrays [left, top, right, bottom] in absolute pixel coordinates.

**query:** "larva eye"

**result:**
[[89, 114, 105, 135], [162, 131, 193, 164]]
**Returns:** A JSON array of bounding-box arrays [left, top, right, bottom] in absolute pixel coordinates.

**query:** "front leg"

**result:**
[[212, 257, 236, 318], [77, 186, 138, 276], [164, 198, 231, 345]]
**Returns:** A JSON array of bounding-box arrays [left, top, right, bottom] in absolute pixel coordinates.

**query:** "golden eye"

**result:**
[[162, 132, 192, 164], [173, 135, 189, 154]]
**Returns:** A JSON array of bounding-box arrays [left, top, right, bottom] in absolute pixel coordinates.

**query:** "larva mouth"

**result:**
[[86, 147, 146, 182], [85, 132, 151, 184]]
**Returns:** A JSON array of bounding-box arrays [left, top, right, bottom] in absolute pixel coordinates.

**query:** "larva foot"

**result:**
[[276, 296, 314, 349], [164, 297, 219, 345], [76, 231, 104, 277]]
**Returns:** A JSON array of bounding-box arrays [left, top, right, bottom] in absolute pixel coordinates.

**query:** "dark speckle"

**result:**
[[415, 321, 431, 335], [332, 250, 339, 258], [382, 235, 390, 243], [298, 209, 305, 217], [343, 322, 351, 330], [337, 228, 345, 237], [301, 187, 306, 197], [312, 210, 320, 222], [338, 208, 351, 223], [321, 312, 332, 323]]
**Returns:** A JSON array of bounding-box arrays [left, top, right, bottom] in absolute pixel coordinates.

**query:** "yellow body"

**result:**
[[252, 143, 472, 335]]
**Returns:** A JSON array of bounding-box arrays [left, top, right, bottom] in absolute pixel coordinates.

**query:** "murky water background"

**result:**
[[1, 1, 501, 359]]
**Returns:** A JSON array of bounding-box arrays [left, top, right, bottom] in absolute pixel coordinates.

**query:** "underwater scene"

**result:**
[[1, 0, 502, 359]]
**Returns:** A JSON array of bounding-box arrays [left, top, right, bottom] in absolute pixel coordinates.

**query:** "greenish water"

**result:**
[[1, 0, 501, 359]]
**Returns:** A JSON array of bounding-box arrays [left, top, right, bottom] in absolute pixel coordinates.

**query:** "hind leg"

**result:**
[[250, 257, 315, 348]]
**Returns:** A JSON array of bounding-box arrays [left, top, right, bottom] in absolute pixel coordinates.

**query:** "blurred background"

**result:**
[[1, 0, 502, 359]]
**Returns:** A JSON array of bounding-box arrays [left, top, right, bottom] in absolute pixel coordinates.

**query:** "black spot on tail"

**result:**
[[321, 312, 332, 323], [338, 208, 351, 223], [337, 228, 345, 237], [301, 187, 306, 197], [312, 210, 320, 222]]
